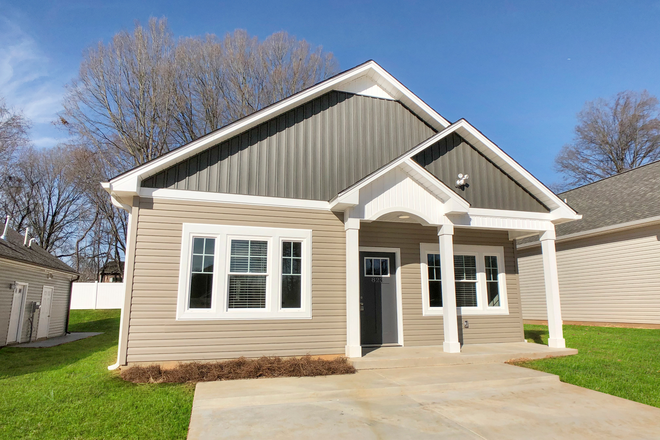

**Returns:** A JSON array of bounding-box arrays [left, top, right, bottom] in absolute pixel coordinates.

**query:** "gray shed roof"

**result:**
[[0, 226, 78, 274], [556, 160, 660, 237]]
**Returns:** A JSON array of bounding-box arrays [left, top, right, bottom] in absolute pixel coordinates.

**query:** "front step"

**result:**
[[351, 343, 578, 370]]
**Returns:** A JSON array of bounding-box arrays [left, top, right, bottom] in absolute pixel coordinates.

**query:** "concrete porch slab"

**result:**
[[352, 342, 577, 370], [188, 363, 660, 439]]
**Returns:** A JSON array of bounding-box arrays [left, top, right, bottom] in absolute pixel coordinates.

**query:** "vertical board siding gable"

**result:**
[[142, 91, 437, 201], [413, 133, 549, 213]]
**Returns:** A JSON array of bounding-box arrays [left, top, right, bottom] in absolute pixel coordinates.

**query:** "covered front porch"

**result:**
[[330, 153, 576, 358]]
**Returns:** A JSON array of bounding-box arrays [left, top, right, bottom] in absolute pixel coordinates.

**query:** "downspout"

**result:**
[[107, 192, 135, 371], [65, 274, 81, 335]]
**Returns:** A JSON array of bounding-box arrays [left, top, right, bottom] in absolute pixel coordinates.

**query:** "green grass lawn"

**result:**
[[0, 310, 194, 440], [519, 324, 660, 408]]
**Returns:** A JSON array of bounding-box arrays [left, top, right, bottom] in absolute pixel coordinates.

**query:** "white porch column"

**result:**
[[344, 211, 362, 358], [438, 224, 460, 353], [540, 228, 566, 349]]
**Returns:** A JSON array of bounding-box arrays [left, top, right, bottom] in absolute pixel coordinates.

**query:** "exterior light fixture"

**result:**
[[455, 173, 469, 188], [398, 215, 410, 219]]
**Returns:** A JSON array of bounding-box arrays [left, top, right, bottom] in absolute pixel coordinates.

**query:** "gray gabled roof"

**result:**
[[555, 160, 660, 237], [0, 226, 78, 274]]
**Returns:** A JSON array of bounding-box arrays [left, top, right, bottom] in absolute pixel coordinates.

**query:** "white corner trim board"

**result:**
[[419, 243, 509, 316], [176, 223, 313, 320]]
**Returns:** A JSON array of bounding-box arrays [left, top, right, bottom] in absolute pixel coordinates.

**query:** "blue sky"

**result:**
[[1, 0, 659, 186]]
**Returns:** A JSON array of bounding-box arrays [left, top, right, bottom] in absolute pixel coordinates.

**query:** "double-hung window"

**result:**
[[420, 244, 508, 316], [177, 224, 312, 320], [227, 240, 268, 309]]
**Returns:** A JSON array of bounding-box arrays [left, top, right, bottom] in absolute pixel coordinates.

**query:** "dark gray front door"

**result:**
[[360, 251, 398, 346]]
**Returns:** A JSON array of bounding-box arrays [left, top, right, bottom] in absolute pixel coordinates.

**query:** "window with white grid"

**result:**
[[420, 243, 508, 316], [177, 224, 312, 320], [227, 240, 268, 309]]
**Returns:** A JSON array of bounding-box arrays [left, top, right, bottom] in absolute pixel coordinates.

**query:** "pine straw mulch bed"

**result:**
[[120, 355, 356, 384]]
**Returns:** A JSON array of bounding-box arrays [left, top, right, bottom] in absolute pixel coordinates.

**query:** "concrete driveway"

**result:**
[[188, 362, 660, 439]]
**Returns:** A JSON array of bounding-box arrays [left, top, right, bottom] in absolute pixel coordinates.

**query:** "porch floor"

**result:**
[[352, 342, 577, 370]]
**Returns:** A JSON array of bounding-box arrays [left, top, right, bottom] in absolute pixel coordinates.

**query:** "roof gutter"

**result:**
[[517, 215, 660, 249]]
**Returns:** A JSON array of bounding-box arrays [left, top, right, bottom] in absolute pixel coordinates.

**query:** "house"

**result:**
[[518, 160, 660, 326], [102, 61, 580, 368], [1, 220, 79, 346], [99, 260, 124, 283]]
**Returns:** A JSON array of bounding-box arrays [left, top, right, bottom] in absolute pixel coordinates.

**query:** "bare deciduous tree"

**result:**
[[58, 18, 338, 271], [555, 90, 660, 188], [68, 144, 128, 276], [0, 146, 90, 257], [61, 18, 338, 168], [61, 18, 177, 169], [0, 97, 30, 158]]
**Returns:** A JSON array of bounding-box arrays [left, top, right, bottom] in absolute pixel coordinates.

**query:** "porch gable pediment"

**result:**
[[332, 160, 469, 225]]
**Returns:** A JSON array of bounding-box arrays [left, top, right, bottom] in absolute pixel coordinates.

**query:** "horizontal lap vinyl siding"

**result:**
[[0, 260, 73, 346], [359, 223, 524, 346], [518, 224, 660, 324], [126, 199, 347, 363]]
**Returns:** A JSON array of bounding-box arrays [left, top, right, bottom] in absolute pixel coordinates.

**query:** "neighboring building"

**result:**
[[102, 61, 580, 368], [99, 261, 124, 283], [518, 160, 660, 325], [1, 222, 79, 346]]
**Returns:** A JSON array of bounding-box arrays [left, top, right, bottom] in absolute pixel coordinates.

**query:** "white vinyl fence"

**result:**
[[70, 282, 125, 309]]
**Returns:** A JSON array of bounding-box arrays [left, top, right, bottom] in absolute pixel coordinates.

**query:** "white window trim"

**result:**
[[420, 243, 509, 316], [363, 257, 392, 278], [177, 223, 312, 320]]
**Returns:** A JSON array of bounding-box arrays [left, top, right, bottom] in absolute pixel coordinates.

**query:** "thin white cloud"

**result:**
[[32, 136, 71, 149], [0, 16, 67, 142]]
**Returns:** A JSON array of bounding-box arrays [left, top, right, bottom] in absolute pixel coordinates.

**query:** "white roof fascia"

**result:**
[[449, 121, 579, 221], [400, 159, 470, 214], [329, 138, 471, 214], [365, 64, 450, 128], [104, 61, 450, 196], [333, 119, 579, 223], [517, 215, 660, 249], [330, 123, 463, 209]]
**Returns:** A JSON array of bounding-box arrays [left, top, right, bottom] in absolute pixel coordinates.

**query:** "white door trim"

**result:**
[[359, 246, 404, 347], [37, 285, 54, 340]]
